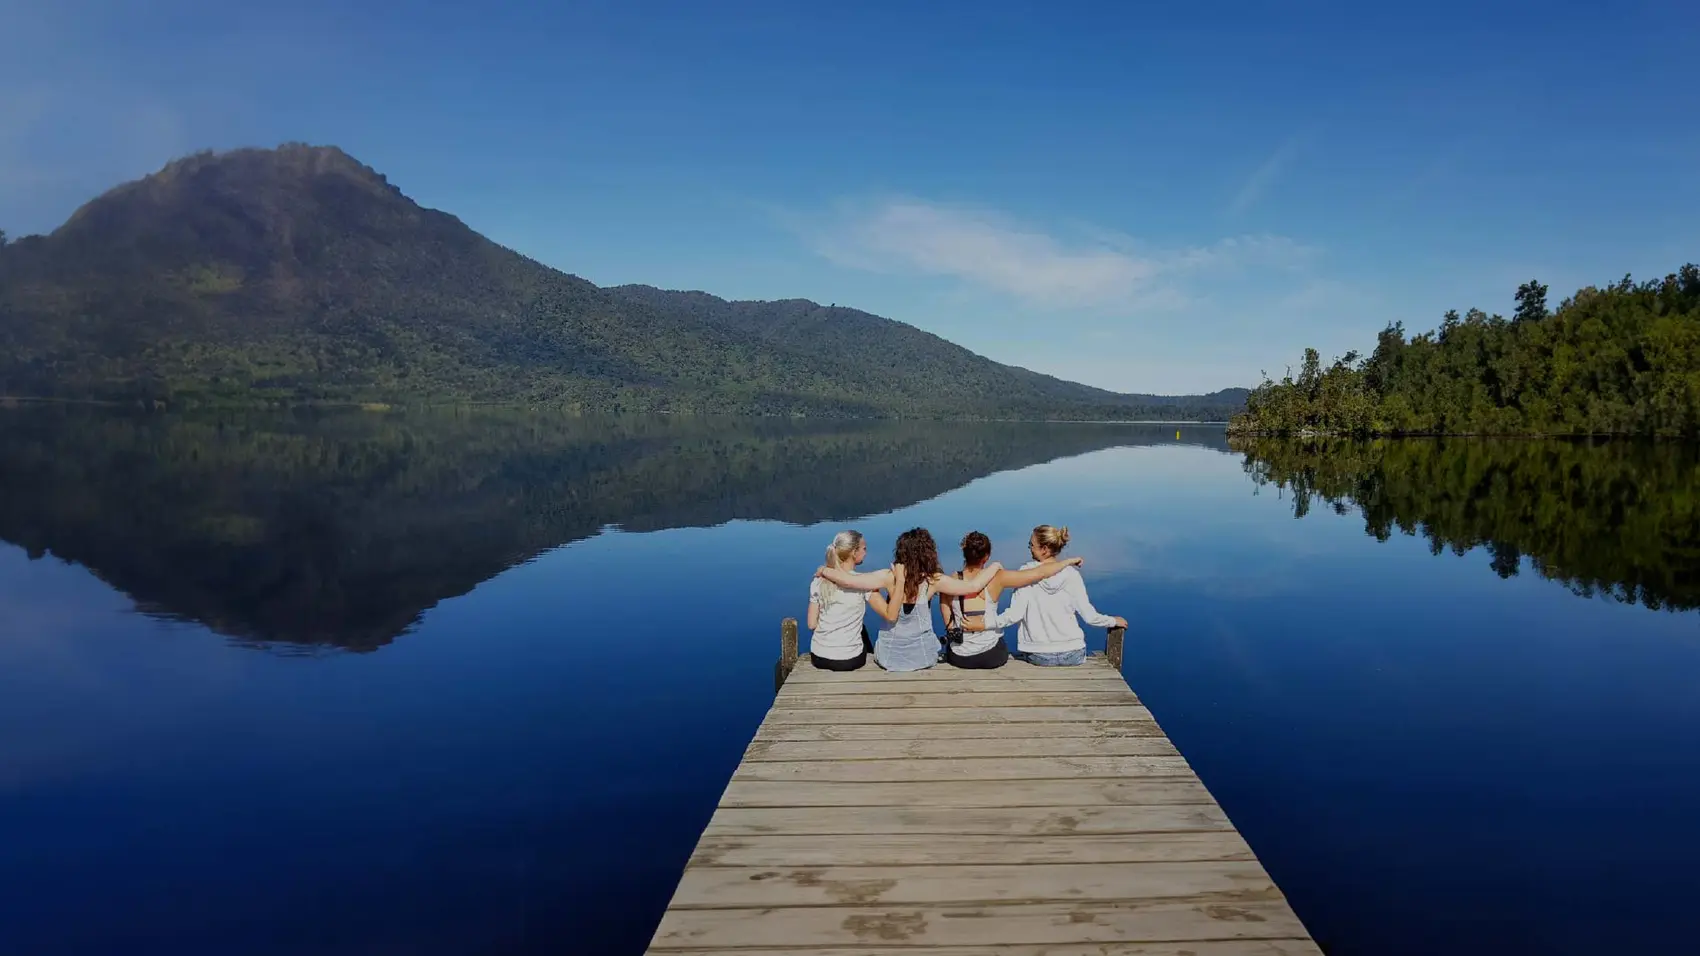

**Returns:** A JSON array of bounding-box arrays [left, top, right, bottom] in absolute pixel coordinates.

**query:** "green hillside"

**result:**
[[0, 144, 1244, 419]]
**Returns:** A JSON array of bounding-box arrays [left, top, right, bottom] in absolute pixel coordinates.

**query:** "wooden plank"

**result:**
[[754, 720, 1167, 741], [732, 755, 1193, 783], [688, 832, 1256, 866], [657, 943, 1324, 956], [700, 804, 1236, 836], [668, 861, 1277, 908], [761, 705, 1156, 725], [781, 676, 1129, 695], [719, 777, 1216, 808], [743, 734, 1180, 761], [647, 897, 1313, 948], [773, 691, 1138, 709]]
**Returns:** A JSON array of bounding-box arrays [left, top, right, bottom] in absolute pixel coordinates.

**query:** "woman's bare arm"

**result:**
[[931, 562, 1005, 597], [871, 565, 905, 623], [965, 584, 1030, 631], [816, 566, 894, 592], [867, 587, 899, 624], [994, 557, 1083, 589]]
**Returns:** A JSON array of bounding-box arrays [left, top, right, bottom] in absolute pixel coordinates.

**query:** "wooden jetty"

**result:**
[[645, 622, 1322, 955]]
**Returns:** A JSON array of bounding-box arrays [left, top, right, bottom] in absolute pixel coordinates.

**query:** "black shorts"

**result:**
[[810, 625, 875, 671], [946, 636, 1009, 670]]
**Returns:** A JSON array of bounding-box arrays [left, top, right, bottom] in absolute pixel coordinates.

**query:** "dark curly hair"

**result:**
[[960, 531, 992, 567], [892, 527, 941, 602]]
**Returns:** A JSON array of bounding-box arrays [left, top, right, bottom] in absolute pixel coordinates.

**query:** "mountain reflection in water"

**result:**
[[0, 407, 1227, 650]]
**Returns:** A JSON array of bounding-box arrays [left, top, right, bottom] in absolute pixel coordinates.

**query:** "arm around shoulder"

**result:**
[[817, 566, 893, 592], [995, 557, 1083, 590], [933, 562, 1003, 597]]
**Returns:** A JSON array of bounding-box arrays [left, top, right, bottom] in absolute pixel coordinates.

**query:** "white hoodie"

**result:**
[[984, 562, 1117, 655]]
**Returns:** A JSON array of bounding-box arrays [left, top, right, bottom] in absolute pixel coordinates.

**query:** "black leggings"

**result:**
[[810, 625, 875, 671], [947, 637, 1010, 670]]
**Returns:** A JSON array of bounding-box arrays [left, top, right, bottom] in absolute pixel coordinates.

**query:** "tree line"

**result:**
[[1232, 264, 1700, 436]]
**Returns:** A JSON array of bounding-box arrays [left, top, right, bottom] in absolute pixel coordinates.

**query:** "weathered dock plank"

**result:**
[[762, 704, 1157, 724], [699, 803, 1236, 837], [718, 777, 1216, 808], [687, 831, 1256, 866], [645, 631, 1320, 955], [742, 734, 1181, 760]]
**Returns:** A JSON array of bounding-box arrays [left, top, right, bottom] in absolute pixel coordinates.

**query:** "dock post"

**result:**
[[1106, 624, 1126, 668], [775, 617, 799, 690]]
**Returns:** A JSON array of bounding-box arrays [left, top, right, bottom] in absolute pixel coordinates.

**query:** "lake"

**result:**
[[1, 407, 1696, 955]]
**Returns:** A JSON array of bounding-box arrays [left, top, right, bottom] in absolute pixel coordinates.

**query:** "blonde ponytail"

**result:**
[[817, 530, 864, 607]]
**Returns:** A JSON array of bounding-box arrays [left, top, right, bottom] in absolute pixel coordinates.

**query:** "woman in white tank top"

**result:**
[[940, 530, 1011, 668], [807, 530, 889, 671]]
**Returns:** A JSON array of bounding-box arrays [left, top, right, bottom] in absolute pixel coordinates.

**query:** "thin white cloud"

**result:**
[[799, 197, 1312, 310], [1228, 138, 1300, 216]]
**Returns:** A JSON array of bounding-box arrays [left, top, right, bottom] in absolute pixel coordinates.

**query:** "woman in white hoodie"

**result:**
[[963, 525, 1126, 666]]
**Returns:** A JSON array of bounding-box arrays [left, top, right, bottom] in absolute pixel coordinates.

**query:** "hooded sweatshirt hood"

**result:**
[[1035, 562, 1070, 593]]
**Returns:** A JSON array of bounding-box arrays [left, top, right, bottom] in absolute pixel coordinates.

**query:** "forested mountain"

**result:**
[[0, 144, 1242, 419], [1231, 267, 1700, 436], [612, 285, 1248, 415]]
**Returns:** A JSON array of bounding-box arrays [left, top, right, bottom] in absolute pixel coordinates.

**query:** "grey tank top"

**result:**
[[874, 580, 939, 672]]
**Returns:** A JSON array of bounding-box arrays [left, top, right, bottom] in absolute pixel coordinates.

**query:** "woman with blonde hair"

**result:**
[[963, 524, 1126, 667], [818, 527, 1082, 672], [806, 530, 882, 671]]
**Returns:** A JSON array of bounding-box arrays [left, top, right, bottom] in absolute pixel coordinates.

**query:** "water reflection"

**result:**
[[0, 407, 1226, 650], [4, 414, 1698, 956], [1233, 436, 1700, 612]]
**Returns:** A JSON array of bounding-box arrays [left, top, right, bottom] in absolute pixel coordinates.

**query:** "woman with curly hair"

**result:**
[[819, 527, 1081, 672]]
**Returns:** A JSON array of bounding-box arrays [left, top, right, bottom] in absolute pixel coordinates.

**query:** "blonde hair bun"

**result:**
[[1033, 524, 1070, 554]]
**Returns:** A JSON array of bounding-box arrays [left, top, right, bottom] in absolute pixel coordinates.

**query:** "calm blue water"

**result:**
[[1, 410, 1696, 955]]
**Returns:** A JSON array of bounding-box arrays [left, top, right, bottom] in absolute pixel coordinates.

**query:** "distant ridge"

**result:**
[[0, 144, 1246, 418]]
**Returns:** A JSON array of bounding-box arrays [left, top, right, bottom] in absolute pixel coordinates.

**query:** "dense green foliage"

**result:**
[[0, 144, 1242, 419], [613, 285, 1247, 418], [1235, 436, 1700, 611], [0, 406, 1220, 649], [1232, 267, 1700, 436]]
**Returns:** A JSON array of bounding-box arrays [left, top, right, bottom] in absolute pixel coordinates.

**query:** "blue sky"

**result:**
[[2, 0, 1695, 393]]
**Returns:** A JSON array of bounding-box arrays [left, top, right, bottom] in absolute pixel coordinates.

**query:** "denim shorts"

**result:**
[[1013, 647, 1087, 667]]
